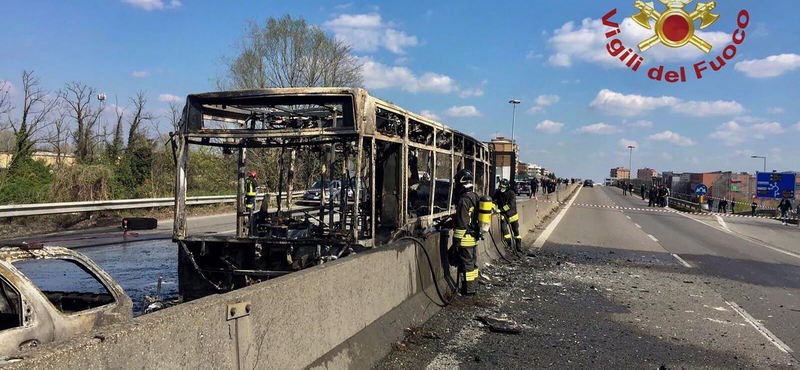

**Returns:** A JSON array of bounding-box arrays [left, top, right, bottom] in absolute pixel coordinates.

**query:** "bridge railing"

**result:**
[[0, 192, 306, 218]]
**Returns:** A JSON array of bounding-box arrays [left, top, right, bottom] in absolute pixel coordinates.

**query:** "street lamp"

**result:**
[[750, 155, 766, 173], [751, 155, 766, 207], [628, 145, 635, 180], [509, 100, 521, 184]]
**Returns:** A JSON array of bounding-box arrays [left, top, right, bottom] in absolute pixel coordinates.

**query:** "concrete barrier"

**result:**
[[7, 183, 580, 370]]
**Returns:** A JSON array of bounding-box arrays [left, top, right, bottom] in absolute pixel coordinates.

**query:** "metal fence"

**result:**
[[0, 192, 305, 218]]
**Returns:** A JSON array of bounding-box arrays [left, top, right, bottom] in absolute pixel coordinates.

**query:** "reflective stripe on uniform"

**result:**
[[465, 269, 479, 281], [503, 205, 511, 211], [454, 229, 467, 238], [503, 234, 512, 239], [508, 214, 519, 222], [461, 234, 477, 246]]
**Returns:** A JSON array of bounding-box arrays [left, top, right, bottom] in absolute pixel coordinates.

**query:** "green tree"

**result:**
[[219, 14, 362, 89]]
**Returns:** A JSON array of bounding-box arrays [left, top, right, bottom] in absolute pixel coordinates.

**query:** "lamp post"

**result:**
[[628, 145, 635, 181], [751, 155, 766, 207], [509, 100, 520, 183]]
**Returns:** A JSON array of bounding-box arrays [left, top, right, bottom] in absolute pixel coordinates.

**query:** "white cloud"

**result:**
[[573, 123, 621, 135], [547, 17, 731, 68], [671, 100, 745, 117], [768, 107, 785, 115], [526, 51, 543, 60], [324, 13, 418, 54], [793, 122, 800, 132], [334, 2, 354, 10], [360, 58, 456, 94], [555, 141, 565, 147], [122, 0, 181, 10], [708, 121, 785, 146], [619, 138, 638, 149], [648, 131, 696, 146], [0, 79, 16, 96], [527, 106, 544, 115], [132, 70, 151, 78], [735, 54, 800, 78], [444, 106, 481, 118], [536, 94, 560, 107], [548, 53, 572, 67], [458, 79, 487, 98], [589, 89, 678, 117], [590, 89, 743, 118], [628, 120, 653, 128], [158, 93, 182, 103], [661, 152, 672, 160], [536, 120, 564, 134], [420, 110, 440, 121]]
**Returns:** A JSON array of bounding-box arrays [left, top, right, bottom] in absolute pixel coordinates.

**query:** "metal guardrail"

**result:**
[[0, 192, 305, 218], [667, 197, 703, 213]]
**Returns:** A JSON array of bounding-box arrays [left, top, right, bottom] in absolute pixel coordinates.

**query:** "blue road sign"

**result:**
[[694, 184, 708, 196], [756, 172, 796, 199]]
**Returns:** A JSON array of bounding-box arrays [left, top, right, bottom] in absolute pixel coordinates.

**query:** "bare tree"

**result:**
[[7, 71, 59, 169], [219, 14, 363, 89], [127, 91, 154, 149], [59, 82, 104, 163], [0, 80, 13, 132], [44, 104, 71, 166], [167, 101, 182, 133]]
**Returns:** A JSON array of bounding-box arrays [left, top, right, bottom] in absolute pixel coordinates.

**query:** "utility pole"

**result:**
[[509, 100, 520, 184]]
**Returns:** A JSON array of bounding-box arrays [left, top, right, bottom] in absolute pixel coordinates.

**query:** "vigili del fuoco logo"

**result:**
[[602, 0, 749, 82]]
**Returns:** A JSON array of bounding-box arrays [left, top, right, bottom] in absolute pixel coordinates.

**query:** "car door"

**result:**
[[0, 265, 54, 357]]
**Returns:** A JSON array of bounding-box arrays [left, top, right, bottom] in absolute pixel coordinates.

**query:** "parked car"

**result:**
[[583, 179, 594, 187], [301, 178, 364, 205], [0, 245, 132, 358], [514, 182, 531, 196]]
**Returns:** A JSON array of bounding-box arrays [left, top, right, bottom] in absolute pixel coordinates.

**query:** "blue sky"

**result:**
[[1, 0, 798, 181]]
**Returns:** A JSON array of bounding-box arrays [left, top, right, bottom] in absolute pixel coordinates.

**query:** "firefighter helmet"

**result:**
[[499, 179, 510, 191], [249, 171, 257, 178], [455, 168, 474, 189]]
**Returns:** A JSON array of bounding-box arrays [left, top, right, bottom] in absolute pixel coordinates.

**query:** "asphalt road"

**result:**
[[377, 184, 798, 369], [589, 186, 800, 357]]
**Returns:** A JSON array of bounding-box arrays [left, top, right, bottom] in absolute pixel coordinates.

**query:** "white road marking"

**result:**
[[671, 253, 692, 268], [647, 234, 658, 242], [671, 209, 800, 261], [626, 215, 631, 220], [533, 186, 583, 249], [715, 215, 731, 232], [634, 223, 641, 229], [726, 301, 794, 354]]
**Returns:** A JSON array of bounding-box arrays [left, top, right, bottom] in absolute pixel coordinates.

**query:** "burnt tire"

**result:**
[[123, 217, 157, 230]]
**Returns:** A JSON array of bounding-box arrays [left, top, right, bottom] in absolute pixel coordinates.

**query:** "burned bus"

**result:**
[[173, 88, 491, 300]]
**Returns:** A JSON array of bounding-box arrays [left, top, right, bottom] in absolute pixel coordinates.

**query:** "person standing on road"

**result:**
[[493, 179, 522, 253], [708, 197, 714, 213], [530, 177, 539, 199], [662, 187, 670, 207], [641, 185, 646, 200], [648, 186, 656, 207], [778, 196, 792, 225], [453, 169, 480, 297], [796, 203, 800, 227], [719, 198, 727, 214], [622, 182, 628, 196], [751, 200, 758, 216]]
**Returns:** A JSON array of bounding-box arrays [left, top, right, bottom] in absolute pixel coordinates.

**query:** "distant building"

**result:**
[[637, 168, 657, 181], [610, 167, 630, 180], [0, 151, 75, 169]]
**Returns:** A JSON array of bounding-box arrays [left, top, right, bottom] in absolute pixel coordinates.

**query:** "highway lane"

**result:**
[[600, 186, 800, 356]]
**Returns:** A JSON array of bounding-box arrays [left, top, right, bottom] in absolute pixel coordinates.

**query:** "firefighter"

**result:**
[[493, 179, 522, 253], [244, 171, 259, 211], [453, 168, 480, 297]]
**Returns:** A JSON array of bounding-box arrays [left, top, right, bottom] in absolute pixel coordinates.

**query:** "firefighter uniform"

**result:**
[[244, 173, 259, 210], [453, 169, 480, 296], [493, 180, 521, 250]]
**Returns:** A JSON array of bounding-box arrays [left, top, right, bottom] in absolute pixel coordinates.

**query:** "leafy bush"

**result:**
[[0, 158, 54, 204]]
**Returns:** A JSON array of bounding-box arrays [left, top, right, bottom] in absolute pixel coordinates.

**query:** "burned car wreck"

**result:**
[[173, 88, 491, 301], [0, 245, 132, 359]]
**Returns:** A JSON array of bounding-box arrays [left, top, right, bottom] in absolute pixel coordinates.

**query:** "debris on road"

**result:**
[[475, 315, 522, 334]]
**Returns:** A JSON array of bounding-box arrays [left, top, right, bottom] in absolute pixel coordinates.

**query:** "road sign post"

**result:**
[[756, 172, 796, 200], [695, 184, 708, 208]]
